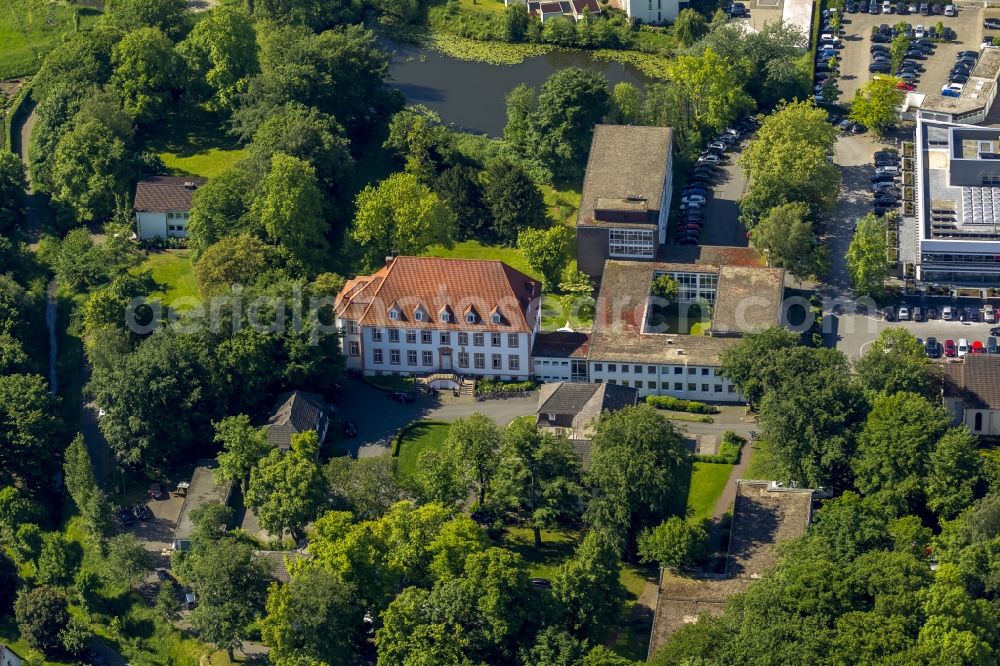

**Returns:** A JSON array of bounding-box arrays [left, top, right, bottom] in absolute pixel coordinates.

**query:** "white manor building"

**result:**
[[334, 257, 542, 381]]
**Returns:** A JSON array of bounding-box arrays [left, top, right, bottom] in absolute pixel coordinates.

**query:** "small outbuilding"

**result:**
[[134, 175, 206, 240]]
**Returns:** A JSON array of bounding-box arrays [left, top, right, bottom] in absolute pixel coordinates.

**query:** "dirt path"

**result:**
[[712, 442, 755, 520]]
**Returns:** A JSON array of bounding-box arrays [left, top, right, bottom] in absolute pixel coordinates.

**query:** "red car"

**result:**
[[971, 340, 985, 354], [896, 81, 915, 91], [944, 339, 956, 357]]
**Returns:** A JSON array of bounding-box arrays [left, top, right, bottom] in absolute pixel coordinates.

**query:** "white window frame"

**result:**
[[609, 228, 655, 258]]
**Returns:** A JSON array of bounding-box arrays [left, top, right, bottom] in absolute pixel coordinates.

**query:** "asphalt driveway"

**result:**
[[336, 378, 537, 456]]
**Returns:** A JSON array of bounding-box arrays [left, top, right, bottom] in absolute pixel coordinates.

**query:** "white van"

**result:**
[[957, 338, 969, 357]]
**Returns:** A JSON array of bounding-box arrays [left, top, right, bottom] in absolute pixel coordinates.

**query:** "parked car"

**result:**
[[133, 504, 151, 521], [874, 151, 900, 162], [984, 304, 997, 323], [913, 306, 925, 322], [871, 44, 890, 53], [944, 339, 957, 357], [116, 506, 134, 526], [951, 74, 970, 84], [870, 62, 892, 72], [958, 50, 979, 59], [876, 165, 900, 174], [848, 1, 860, 11], [875, 196, 901, 207], [925, 336, 940, 357], [984, 37, 998, 49], [971, 340, 986, 355], [872, 173, 897, 183], [988, 337, 999, 354], [898, 306, 911, 320], [991, 325, 1000, 336], [919, 1, 929, 14], [882, 0, 893, 12], [967, 306, 981, 322], [681, 195, 706, 205], [343, 419, 358, 437], [870, 0, 880, 13], [914, 24, 925, 37], [957, 338, 970, 357], [871, 33, 891, 42], [388, 391, 415, 404], [897, 81, 916, 91], [148, 483, 164, 500], [986, 18, 1000, 29], [941, 86, 961, 97]]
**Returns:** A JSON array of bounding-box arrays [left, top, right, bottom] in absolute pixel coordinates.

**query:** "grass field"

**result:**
[[687, 461, 735, 523], [540, 184, 581, 227], [423, 239, 539, 278], [138, 250, 199, 306], [743, 438, 784, 481], [147, 106, 246, 178], [394, 420, 450, 479], [0, 0, 101, 79]]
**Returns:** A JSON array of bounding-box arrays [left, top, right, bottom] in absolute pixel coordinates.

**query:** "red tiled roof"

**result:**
[[134, 176, 207, 212], [335, 257, 541, 333]]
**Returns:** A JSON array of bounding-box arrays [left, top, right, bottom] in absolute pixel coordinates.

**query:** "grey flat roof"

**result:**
[[173, 460, 231, 544], [577, 125, 673, 228]]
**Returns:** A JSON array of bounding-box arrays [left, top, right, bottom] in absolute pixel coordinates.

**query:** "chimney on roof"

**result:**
[[183, 181, 196, 190], [384, 256, 394, 267]]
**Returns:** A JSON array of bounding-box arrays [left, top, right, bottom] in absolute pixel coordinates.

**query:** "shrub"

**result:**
[[476, 378, 537, 395], [697, 431, 746, 464], [645, 394, 720, 414]]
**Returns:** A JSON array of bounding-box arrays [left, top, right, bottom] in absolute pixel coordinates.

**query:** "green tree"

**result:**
[[665, 48, 753, 132], [156, 581, 182, 621], [532, 68, 611, 180], [926, 428, 981, 520], [637, 516, 709, 570], [652, 274, 680, 303], [518, 226, 572, 290], [262, 566, 362, 664], [187, 162, 261, 254], [36, 532, 79, 588], [352, 171, 457, 267], [103, 0, 186, 36], [585, 404, 689, 547], [520, 628, 586, 666], [195, 234, 278, 296], [483, 159, 548, 245], [447, 413, 503, 506], [50, 117, 129, 223], [0, 150, 26, 235], [750, 202, 825, 279], [189, 539, 272, 661], [214, 415, 271, 493], [323, 455, 405, 521], [14, 586, 70, 656], [253, 153, 329, 274], [112, 27, 184, 123], [492, 417, 583, 548], [434, 164, 491, 241], [609, 82, 642, 125], [411, 446, 470, 508], [739, 101, 840, 226], [384, 104, 452, 182], [178, 6, 259, 111], [673, 8, 709, 46], [251, 0, 365, 30], [103, 533, 155, 589], [249, 103, 353, 197], [756, 347, 865, 488], [853, 327, 933, 398], [64, 432, 99, 512], [246, 447, 325, 540], [553, 531, 626, 642], [0, 373, 62, 488], [852, 392, 952, 508], [89, 329, 216, 468], [81, 488, 115, 547], [847, 212, 890, 298], [850, 77, 905, 134]]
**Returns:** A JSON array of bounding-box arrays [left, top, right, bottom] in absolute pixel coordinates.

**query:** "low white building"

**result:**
[[134, 176, 206, 241], [0, 644, 22, 666], [532, 331, 590, 382], [943, 356, 1000, 436], [585, 256, 785, 403], [621, 0, 679, 24], [334, 257, 542, 381]]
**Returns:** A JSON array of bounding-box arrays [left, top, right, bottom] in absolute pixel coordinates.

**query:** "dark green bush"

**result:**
[[645, 395, 720, 414]]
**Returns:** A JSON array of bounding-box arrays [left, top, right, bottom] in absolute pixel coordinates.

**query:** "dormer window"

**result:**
[[389, 307, 400, 320], [466, 313, 477, 324], [491, 313, 502, 324], [441, 312, 451, 323], [415, 310, 425, 322], [490, 307, 502, 324]]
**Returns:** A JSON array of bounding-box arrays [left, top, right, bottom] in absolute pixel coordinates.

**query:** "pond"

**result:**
[[384, 40, 653, 136]]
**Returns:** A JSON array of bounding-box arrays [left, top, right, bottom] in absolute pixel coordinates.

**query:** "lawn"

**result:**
[[540, 184, 582, 227], [0, 0, 101, 79], [649, 302, 713, 336], [687, 461, 735, 523], [540, 293, 594, 332], [147, 106, 246, 178], [394, 420, 450, 479], [743, 438, 784, 481], [138, 250, 199, 307], [423, 240, 540, 279]]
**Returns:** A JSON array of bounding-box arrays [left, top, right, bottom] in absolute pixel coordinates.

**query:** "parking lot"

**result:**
[[827, 300, 1000, 357], [832, 4, 985, 101]]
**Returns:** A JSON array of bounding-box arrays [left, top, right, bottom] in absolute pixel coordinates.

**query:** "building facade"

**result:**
[[576, 125, 674, 279], [134, 176, 206, 240], [622, 0, 679, 23], [334, 257, 542, 381], [914, 119, 1000, 284]]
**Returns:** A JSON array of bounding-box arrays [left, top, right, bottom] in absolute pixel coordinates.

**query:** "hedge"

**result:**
[[697, 431, 747, 465], [645, 395, 720, 415], [476, 378, 537, 395], [2, 80, 33, 153]]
